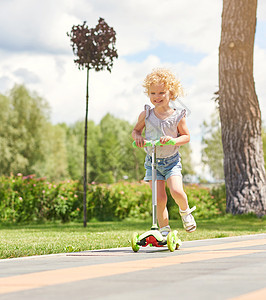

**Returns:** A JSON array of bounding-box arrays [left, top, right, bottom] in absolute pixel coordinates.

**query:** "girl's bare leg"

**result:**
[[149, 180, 169, 228], [166, 175, 188, 211]]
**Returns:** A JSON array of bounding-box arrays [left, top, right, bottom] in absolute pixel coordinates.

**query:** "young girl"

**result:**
[[132, 68, 196, 236]]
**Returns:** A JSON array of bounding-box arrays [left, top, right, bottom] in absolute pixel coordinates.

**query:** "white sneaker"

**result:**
[[159, 225, 171, 237], [179, 206, 196, 233]]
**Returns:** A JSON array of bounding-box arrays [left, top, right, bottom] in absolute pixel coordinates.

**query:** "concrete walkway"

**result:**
[[0, 234, 266, 300]]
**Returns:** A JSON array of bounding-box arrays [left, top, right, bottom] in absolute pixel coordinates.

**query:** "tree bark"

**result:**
[[219, 0, 266, 215]]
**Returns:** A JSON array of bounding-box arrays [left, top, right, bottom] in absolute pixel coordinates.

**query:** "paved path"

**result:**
[[0, 234, 266, 300]]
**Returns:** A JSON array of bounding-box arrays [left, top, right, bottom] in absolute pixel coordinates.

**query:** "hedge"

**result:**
[[0, 175, 226, 224]]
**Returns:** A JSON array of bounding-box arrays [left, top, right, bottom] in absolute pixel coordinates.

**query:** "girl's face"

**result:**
[[148, 82, 171, 108]]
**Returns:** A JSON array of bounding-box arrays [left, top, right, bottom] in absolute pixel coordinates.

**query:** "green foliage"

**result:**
[[34, 123, 69, 181], [201, 109, 224, 180], [179, 143, 195, 178], [66, 114, 147, 184], [0, 85, 70, 181], [93, 114, 146, 183], [0, 175, 226, 224], [210, 184, 227, 215], [0, 175, 82, 223], [87, 182, 152, 221], [167, 184, 226, 219], [0, 85, 50, 176], [59, 121, 84, 180]]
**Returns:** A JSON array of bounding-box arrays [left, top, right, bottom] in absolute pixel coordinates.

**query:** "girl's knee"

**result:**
[[170, 188, 186, 200]]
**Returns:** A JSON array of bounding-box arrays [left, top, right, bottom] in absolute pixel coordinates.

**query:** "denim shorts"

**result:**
[[144, 152, 182, 181]]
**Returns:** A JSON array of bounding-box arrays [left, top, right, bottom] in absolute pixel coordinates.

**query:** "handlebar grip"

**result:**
[[132, 141, 149, 148], [132, 139, 176, 148], [154, 139, 176, 146]]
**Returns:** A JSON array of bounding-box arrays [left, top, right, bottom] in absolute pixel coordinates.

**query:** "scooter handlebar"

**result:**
[[132, 139, 176, 148]]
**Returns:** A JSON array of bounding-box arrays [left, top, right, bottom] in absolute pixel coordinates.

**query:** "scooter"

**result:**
[[131, 139, 182, 252]]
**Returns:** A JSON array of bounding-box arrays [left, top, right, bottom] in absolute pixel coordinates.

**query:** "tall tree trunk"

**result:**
[[83, 68, 89, 227], [219, 0, 266, 215]]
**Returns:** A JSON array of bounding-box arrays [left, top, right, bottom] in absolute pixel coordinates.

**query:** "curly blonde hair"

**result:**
[[143, 68, 183, 100]]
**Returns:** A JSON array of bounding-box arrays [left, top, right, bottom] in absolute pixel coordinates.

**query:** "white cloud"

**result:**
[[89, 0, 223, 55], [0, 0, 79, 53], [258, 0, 266, 21], [0, 0, 222, 55]]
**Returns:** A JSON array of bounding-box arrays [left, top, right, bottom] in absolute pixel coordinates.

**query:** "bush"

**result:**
[[0, 174, 82, 223], [87, 182, 152, 221], [167, 184, 226, 219], [0, 175, 226, 224], [210, 184, 226, 215]]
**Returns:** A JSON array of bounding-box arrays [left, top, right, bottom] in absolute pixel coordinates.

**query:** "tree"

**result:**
[[179, 144, 195, 180], [67, 18, 118, 226], [62, 121, 84, 181], [0, 85, 50, 176], [219, 0, 266, 215], [201, 110, 224, 180], [0, 85, 71, 181], [97, 114, 134, 183], [0, 93, 14, 175], [34, 123, 69, 181]]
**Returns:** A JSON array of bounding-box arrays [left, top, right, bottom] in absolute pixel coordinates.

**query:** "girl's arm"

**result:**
[[132, 111, 146, 147], [160, 117, 190, 146]]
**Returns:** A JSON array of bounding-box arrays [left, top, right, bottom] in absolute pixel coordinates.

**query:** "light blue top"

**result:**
[[144, 105, 186, 158]]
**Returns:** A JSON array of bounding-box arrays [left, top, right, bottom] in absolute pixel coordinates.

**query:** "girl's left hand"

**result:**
[[160, 136, 172, 145]]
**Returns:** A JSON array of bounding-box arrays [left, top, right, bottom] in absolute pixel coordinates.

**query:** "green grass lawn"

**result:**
[[0, 214, 266, 259]]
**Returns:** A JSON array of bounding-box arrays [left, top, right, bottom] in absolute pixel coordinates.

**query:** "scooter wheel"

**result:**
[[173, 230, 182, 250], [175, 238, 182, 250], [167, 231, 176, 252], [131, 232, 140, 252]]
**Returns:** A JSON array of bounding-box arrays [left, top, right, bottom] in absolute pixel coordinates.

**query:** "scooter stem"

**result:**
[[151, 143, 158, 230]]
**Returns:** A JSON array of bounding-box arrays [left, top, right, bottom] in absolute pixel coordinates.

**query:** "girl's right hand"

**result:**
[[135, 136, 145, 148]]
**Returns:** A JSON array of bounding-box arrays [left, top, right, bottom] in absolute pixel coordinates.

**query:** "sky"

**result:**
[[0, 0, 265, 179]]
